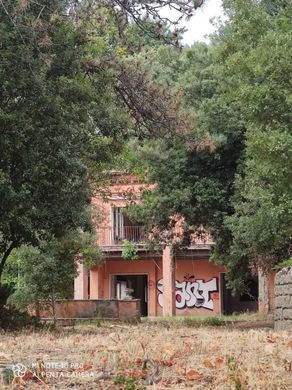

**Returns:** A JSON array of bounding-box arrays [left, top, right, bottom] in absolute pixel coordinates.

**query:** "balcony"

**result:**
[[96, 225, 213, 254], [96, 226, 146, 249]]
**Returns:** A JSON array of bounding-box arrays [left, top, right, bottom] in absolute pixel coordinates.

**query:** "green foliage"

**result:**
[[82, 246, 104, 269], [7, 230, 100, 314], [274, 258, 292, 272], [121, 42, 245, 255], [113, 374, 137, 390], [123, 0, 292, 291], [203, 316, 224, 327], [0, 284, 36, 331], [215, 0, 292, 284], [121, 240, 139, 260], [0, 283, 13, 306], [0, 0, 197, 281], [0, 305, 40, 331], [0, 0, 127, 280], [183, 316, 224, 327]]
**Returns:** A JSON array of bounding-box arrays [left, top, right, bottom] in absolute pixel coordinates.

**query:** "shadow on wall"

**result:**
[[221, 273, 258, 315]]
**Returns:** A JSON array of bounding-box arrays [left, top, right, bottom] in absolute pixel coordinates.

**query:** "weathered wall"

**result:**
[[274, 267, 292, 331], [30, 299, 141, 321], [258, 270, 276, 315], [92, 173, 153, 246], [91, 258, 225, 316]]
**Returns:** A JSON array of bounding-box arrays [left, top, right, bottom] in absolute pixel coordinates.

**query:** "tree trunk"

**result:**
[[51, 286, 57, 327], [0, 242, 17, 281]]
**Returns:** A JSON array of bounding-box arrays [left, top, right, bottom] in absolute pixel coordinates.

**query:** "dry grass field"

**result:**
[[0, 320, 291, 389]]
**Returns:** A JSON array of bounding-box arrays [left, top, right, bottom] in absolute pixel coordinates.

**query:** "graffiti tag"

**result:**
[[157, 277, 218, 310]]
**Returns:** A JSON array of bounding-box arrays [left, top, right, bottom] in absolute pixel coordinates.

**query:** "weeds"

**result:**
[[204, 316, 225, 326], [0, 322, 290, 389], [113, 374, 138, 390]]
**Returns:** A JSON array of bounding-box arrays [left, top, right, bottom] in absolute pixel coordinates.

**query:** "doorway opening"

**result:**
[[221, 273, 258, 315], [111, 207, 144, 244], [111, 274, 148, 316]]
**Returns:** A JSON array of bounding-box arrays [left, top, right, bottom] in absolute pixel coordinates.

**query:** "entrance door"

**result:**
[[221, 273, 258, 315], [112, 207, 124, 244], [111, 274, 148, 316]]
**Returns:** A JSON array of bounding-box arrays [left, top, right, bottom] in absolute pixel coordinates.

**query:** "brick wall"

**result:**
[[274, 267, 292, 330]]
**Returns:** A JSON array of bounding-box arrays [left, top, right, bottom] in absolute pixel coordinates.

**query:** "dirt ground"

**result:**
[[0, 321, 291, 389]]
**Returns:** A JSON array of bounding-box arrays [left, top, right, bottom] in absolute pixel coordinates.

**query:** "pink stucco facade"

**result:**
[[74, 172, 258, 317], [84, 257, 225, 316]]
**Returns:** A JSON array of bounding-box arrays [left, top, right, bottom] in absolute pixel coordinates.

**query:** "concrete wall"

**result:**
[[31, 299, 141, 321], [274, 267, 292, 330], [258, 270, 276, 314]]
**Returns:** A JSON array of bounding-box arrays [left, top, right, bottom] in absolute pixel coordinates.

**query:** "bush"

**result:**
[[121, 240, 139, 260], [0, 305, 41, 330], [274, 258, 292, 271], [0, 283, 41, 330]]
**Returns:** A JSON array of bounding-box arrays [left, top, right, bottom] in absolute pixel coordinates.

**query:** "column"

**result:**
[[90, 265, 104, 299], [162, 245, 176, 316], [74, 262, 89, 299]]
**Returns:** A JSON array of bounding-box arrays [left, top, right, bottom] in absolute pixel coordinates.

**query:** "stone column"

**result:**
[[74, 262, 89, 299], [258, 268, 270, 315], [162, 245, 176, 316]]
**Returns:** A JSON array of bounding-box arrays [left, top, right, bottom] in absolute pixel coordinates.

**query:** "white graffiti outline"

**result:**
[[157, 277, 218, 310]]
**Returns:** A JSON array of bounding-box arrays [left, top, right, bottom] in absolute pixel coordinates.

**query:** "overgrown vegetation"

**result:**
[[0, 284, 40, 330], [121, 0, 292, 292], [274, 258, 292, 271], [0, 322, 290, 388], [121, 240, 139, 260], [0, 0, 291, 327], [0, 0, 202, 324]]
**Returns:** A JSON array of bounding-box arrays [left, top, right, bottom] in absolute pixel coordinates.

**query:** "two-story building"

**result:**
[[74, 172, 260, 317]]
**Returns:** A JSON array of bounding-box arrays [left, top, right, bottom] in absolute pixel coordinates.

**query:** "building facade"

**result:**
[[74, 172, 259, 316]]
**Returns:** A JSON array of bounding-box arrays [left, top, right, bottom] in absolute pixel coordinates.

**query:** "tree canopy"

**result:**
[[0, 0, 201, 280], [1, 0, 291, 295], [122, 0, 292, 291]]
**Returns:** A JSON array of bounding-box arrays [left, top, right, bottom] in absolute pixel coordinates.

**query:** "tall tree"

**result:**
[[0, 0, 205, 281], [216, 0, 292, 289], [123, 0, 292, 292], [123, 42, 245, 253]]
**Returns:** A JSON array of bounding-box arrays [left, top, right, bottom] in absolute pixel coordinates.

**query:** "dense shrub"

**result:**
[[0, 284, 40, 330]]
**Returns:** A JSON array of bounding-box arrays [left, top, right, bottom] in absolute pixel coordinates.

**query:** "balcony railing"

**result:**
[[96, 225, 213, 248], [96, 226, 146, 247]]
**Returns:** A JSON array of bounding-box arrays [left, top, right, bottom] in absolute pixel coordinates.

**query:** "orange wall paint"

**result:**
[[91, 258, 225, 316], [101, 259, 159, 316], [92, 176, 154, 246], [158, 259, 225, 316]]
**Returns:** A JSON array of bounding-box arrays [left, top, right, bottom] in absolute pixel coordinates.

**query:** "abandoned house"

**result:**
[[74, 172, 274, 317]]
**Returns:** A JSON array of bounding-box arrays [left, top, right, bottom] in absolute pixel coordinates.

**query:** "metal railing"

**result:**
[[96, 226, 146, 246], [96, 225, 213, 247]]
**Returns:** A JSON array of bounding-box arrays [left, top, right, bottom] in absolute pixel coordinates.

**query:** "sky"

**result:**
[[161, 0, 226, 46]]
